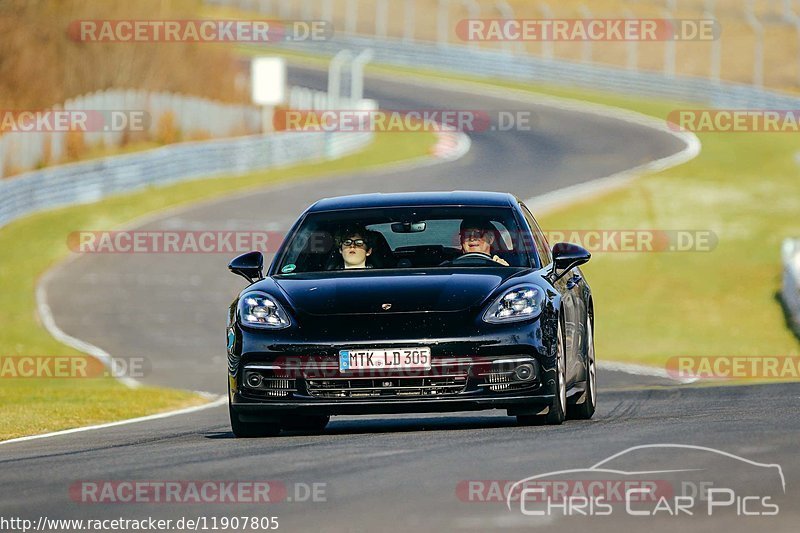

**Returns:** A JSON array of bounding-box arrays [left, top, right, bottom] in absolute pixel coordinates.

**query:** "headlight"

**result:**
[[483, 285, 545, 323], [238, 292, 291, 329]]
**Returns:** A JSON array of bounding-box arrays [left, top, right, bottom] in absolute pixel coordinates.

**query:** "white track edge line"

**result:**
[[598, 361, 698, 384], [0, 396, 227, 447], [35, 273, 142, 389]]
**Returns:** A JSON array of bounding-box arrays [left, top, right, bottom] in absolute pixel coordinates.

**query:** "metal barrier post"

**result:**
[[328, 50, 354, 108], [351, 49, 375, 102]]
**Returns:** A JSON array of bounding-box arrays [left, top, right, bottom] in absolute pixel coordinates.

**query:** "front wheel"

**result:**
[[517, 319, 566, 426], [229, 389, 281, 438], [569, 315, 596, 420]]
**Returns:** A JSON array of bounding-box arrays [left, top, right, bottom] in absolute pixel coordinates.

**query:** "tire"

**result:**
[[229, 392, 281, 438], [569, 315, 596, 420], [281, 415, 330, 433], [517, 319, 566, 426]]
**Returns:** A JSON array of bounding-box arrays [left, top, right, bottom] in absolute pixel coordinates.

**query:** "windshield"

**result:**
[[275, 206, 534, 274]]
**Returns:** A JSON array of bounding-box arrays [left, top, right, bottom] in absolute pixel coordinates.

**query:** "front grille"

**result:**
[[306, 371, 468, 398], [256, 377, 296, 397]]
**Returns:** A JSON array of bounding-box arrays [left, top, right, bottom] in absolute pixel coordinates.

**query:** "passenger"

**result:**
[[335, 226, 374, 269], [459, 218, 509, 266]]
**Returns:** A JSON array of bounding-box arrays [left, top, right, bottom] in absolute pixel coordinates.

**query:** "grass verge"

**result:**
[[0, 130, 437, 441]]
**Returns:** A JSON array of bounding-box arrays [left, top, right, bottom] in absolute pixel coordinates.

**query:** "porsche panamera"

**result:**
[[226, 191, 595, 437]]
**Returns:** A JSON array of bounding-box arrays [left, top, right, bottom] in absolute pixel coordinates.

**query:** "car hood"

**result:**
[[273, 269, 522, 315]]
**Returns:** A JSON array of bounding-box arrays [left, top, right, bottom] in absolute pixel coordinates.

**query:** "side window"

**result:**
[[520, 204, 552, 267]]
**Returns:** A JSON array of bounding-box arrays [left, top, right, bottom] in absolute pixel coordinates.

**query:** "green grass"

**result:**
[[0, 130, 437, 441], [539, 116, 800, 365], [254, 47, 800, 369]]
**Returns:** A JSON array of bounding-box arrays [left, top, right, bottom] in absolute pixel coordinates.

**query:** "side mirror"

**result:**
[[550, 242, 591, 282], [228, 251, 264, 283]]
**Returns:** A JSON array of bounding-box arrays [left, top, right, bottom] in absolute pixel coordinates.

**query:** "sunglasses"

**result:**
[[461, 230, 487, 240], [341, 239, 367, 248]]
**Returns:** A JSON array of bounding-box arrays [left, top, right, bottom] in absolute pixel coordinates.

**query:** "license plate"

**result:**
[[339, 348, 432, 372]]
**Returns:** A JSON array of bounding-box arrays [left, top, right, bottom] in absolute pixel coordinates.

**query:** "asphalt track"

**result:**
[[3, 65, 798, 532]]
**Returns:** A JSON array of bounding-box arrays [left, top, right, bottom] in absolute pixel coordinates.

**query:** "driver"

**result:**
[[459, 218, 509, 266]]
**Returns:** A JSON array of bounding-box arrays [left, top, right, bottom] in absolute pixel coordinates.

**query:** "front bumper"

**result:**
[[232, 394, 554, 420], [228, 313, 560, 418], [229, 341, 555, 421]]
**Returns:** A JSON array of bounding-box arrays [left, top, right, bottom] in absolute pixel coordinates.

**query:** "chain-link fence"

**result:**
[[209, 0, 800, 93], [0, 89, 263, 178]]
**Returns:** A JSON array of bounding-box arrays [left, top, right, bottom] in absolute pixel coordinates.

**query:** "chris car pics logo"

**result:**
[[506, 444, 785, 518]]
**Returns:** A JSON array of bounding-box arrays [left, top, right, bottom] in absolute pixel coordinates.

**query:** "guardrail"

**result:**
[[781, 239, 800, 338], [0, 129, 372, 229]]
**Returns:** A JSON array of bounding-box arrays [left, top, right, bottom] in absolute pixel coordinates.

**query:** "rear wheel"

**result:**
[[517, 320, 566, 426], [569, 315, 596, 420]]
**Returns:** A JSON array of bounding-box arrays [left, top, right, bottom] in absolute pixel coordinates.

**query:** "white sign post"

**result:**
[[251, 57, 287, 133]]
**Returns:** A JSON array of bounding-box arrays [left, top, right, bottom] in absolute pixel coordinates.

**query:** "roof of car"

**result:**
[[308, 191, 518, 212]]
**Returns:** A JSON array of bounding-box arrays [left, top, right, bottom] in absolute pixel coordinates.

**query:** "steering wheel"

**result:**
[[450, 252, 498, 265]]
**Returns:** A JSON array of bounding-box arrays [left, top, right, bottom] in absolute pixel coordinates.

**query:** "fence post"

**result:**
[[579, 4, 593, 64], [663, 9, 676, 77], [705, 8, 721, 82], [782, 4, 800, 86], [495, 0, 521, 55], [257, 0, 272, 15], [345, 0, 358, 35], [437, 0, 449, 47], [461, 0, 480, 48], [376, 0, 389, 38], [745, 1, 764, 87], [537, 1, 554, 60], [301, 0, 312, 20], [403, 0, 416, 43], [322, 0, 333, 25], [622, 9, 637, 70], [278, 0, 290, 19]]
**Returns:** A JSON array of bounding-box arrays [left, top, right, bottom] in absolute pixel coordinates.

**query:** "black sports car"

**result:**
[[226, 191, 595, 437]]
